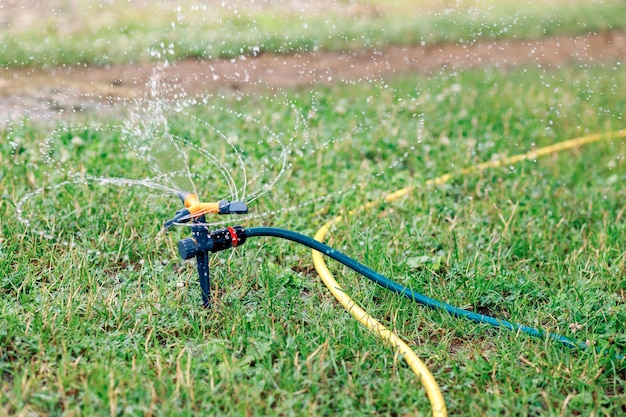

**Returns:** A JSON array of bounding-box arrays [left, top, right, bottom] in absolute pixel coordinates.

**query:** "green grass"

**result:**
[[1, 0, 625, 67], [2, 58, 625, 415]]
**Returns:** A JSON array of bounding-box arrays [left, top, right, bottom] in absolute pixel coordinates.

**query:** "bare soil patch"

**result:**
[[1, 30, 625, 122]]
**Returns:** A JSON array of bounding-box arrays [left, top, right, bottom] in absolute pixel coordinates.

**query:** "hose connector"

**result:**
[[177, 226, 247, 260]]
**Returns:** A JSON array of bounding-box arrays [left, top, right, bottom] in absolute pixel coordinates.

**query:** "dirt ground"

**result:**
[[1, 30, 625, 123]]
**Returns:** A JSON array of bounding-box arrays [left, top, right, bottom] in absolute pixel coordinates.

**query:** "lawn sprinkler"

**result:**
[[163, 192, 624, 363], [164, 192, 248, 307]]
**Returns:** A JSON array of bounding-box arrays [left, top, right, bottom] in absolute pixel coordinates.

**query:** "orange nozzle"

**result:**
[[183, 193, 220, 217], [183, 193, 200, 208]]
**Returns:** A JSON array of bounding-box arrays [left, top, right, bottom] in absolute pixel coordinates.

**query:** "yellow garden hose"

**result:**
[[311, 129, 626, 417], [312, 227, 448, 416]]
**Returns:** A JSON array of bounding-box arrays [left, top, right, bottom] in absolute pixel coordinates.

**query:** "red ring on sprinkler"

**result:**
[[227, 226, 239, 247]]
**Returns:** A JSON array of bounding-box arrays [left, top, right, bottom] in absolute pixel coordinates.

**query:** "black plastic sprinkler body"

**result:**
[[178, 224, 246, 307], [164, 193, 248, 307]]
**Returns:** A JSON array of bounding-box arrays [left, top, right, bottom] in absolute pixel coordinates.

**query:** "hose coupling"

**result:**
[[177, 226, 247, 260]]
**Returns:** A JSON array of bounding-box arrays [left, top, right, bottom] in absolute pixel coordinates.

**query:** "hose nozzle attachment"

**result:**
[[177, 226, 247, 259]]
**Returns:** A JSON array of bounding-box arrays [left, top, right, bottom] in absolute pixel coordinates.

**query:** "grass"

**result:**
[[1, 0, 626, 67], [2, 57, 625, 416], [2, 1, 626, 415]]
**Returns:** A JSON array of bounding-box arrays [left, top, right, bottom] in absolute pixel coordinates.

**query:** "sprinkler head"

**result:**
[[164, 197, 248, 229]]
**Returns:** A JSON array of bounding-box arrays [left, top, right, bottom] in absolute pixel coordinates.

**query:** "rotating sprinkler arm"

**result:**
[[164, 193, 248, 229], [182, 192, 248, 216]]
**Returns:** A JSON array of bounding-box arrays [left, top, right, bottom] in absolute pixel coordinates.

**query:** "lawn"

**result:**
[[1, 1, 626, 416], [1, 0, 626, 66]]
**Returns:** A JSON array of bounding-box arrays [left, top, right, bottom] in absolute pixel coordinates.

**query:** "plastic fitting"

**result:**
[[177, 226, 247, 260]]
